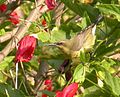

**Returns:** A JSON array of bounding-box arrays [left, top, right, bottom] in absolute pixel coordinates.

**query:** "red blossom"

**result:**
[[15, 35, 36, 63], [44, 79, 52, 85], [56, 91, 63, 97], [56, 83, 78, 97], [0, 4, 7, 12], [42, 94, 47, 97], [8, 11, 20, 25], [45, 0, 56, 10], [42, 19, 47, 27], [42, 79, 53, 97], [41, 19, 48, 32], [44, 79, 52, 91]]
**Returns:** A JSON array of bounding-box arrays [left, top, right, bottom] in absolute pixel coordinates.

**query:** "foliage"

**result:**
[[0, 0, 120, 97]]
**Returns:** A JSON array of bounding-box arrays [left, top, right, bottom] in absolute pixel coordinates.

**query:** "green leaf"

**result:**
[[0, 83, 26, 97], [50, 27, 66, 42], [97, 4, 120, 21], [104, 70, 120, 96], [82, 86, 110, 97], [101, 59, 116, 72], [107, 29, 120, 45], [100, 0, 118, 4], [41, 90, 55, 97], [0, 56, 14, 71], [83, 70, 98, 88], [0, 29, 5, 36], [79, 51, 86, 62], [73, 64, 85, 83], [78, 12, 91, 29], [0, 21, 11, 30], [79, 51, 90, 63], [0, 0, 6, 4], [95, 41, 120, 57], [37, 32, 50, 42], [61, 0, 99, 19], [0, 56, 14, 82]]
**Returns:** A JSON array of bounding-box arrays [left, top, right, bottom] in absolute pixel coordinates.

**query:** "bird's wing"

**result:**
[[71, 24, 96, 51]]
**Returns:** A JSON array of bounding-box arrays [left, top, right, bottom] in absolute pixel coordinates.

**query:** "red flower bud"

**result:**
[[42, 19, 47, 27], [15, 35, 36, 63], [8, 11, 20, 25], [45, 0, 56, 10], [56, 83, 78, 97], [0, 4, 7, 12], [41, 19, 48, 32]]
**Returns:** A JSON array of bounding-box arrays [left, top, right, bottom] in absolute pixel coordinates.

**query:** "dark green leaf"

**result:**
[[41, 90, 55, 97], [61, 0, 99, 19], [97, 4, 120, 21], [0, 83, 26, 97], [0, 0, 6, 4]]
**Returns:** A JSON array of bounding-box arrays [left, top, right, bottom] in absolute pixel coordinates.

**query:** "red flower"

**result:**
[[45, 0, 56, 10], [41, 19, 48, 32], [42, 79, 52, 97], [56, 83, 78, 97], [15, 35, 36, 63], [56, 91, 63, 97], [42, 94, 47, 97], [42, 19, 47, 27], [8, 11, 20, 25], [44, 79, 52, 91], [0, 4, 7, 12], [44, 79, 52, 85]]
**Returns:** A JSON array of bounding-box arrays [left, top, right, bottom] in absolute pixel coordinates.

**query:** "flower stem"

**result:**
[[15, 62, 18, 89]]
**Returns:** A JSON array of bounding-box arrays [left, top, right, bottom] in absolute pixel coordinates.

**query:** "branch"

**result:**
[[54, 2, 65, 27], [0, 27, 18, 43], [109, 53, 120, 61], [0, 0, 48, 63]]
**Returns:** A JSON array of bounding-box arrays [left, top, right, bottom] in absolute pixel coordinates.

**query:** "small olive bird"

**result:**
[[53, 15, 103, 59]]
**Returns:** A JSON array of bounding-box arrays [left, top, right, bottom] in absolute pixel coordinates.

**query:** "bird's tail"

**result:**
[[93, 15, 103, 25]]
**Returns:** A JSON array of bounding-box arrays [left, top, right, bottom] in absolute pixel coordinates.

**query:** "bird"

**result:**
[[53, 15, 103, 61], [43, 15, 103, 76]]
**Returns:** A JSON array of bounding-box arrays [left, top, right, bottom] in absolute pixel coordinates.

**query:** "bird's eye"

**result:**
[[55, 41, 65, 45]]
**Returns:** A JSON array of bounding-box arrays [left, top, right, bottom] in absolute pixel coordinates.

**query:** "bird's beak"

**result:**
[[48, 41, 65, 46], [47, 44, 57, 46]]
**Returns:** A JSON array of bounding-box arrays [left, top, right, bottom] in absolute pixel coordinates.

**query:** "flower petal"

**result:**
[[56, 91, 63, 97], [15, 35, 36, 63], [8, 11, 20, 25], [0, 4, 7, 12], [62, 83, 78, 97], [45, 0, 56, 10], [44, 79, 52, 85]]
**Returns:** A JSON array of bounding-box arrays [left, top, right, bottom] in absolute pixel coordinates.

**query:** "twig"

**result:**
[[20, 61, 35, 95], [9, 69, 16, 87], [15, 62, 18, 89], [0, 27, 18, 43], [0, 0, 47, 63], [109, 53, 120, 61], [1, 70, 10, 78], [54, 2, 65, 27]]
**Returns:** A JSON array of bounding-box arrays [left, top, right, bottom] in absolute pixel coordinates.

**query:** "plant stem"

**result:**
[[15, 62, 18, 89]]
